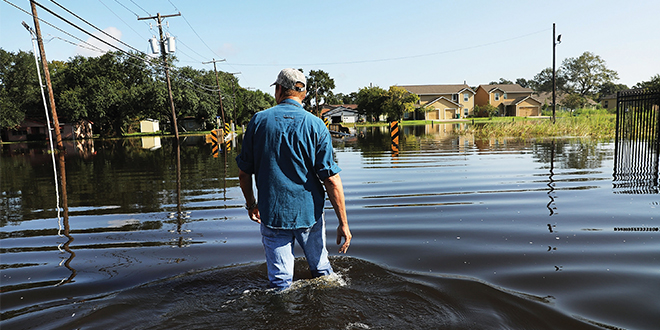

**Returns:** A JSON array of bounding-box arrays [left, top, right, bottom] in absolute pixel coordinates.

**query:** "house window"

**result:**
[[463, 93, 469, 102], [452, 94, 458, 102], [494, 93, 500, 101], [464, 107, 469, 117], [604, 101, 609, 108], [503, 93, 507, 99]]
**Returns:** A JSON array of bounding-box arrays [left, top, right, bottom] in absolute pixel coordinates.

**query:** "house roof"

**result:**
[[509, 96, 542, 106], [478, 84, 533, 94], [427, 96, 462, 108], [323, 106, 359, 118], [401, 84, 475, 95]]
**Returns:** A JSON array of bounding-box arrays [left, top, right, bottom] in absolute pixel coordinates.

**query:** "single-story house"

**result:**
[[475, 84, 542, 117], [322, 105, 362, 124], [1, 118, 93, 142]]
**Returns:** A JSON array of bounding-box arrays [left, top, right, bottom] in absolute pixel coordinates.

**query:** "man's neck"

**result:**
[[281, 96, 303, 104]]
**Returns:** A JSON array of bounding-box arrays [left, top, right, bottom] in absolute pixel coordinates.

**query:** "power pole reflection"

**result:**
[[169, 141, 191, 247], [56, 152, 76, 286], [546, 141, 557, 216]]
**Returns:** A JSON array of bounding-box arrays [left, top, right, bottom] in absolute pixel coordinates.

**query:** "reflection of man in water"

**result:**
[[236, 68, 352, 290]]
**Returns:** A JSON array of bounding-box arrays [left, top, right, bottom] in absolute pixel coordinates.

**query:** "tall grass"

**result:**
[[464, 114, 616, 140]]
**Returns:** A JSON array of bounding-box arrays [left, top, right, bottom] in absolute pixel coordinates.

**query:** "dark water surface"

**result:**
[[1, 124, 658, 329]]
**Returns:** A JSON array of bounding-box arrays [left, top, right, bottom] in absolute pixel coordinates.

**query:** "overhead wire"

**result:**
[[99, 0, 147, 40], [49, 0, 141, 53], [128, 0, 150, 16], [3, 0, 106, 53]]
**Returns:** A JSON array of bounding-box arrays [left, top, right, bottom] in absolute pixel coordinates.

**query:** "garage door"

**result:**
[[444, 109, 457, 119], [519, 107, 537, 117]]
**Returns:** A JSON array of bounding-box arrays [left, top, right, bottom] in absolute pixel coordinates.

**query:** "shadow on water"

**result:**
[[5, 257, 601, 330]]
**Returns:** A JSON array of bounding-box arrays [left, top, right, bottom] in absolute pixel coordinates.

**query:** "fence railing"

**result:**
[[613, 88, 660, 194]]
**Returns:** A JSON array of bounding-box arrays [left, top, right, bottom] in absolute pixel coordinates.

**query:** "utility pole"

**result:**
[[138, 12, 181, 140], [202, 58, 227, 129], [552, 23, 561, 125], [30, 0, 63, 150]]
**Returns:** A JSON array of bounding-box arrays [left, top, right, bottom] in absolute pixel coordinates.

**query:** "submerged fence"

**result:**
[[613, 88, 660, 193]]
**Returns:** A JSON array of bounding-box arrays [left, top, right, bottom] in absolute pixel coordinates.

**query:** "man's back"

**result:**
[[237, 99, 339, 229]]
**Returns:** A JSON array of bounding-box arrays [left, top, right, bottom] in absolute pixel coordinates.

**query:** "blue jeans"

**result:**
[[260, 216, 333, 290]]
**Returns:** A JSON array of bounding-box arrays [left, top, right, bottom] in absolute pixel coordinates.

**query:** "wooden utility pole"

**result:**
[[138, 12, 181, 140], [202, 58, 227, 129], [30, 0, 63, 150]]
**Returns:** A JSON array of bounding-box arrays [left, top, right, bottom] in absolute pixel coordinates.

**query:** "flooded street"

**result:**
[[2, 124, 658, 329]]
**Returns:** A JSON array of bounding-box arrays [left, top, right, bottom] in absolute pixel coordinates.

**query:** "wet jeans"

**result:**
[[260, 217, 333, 290]]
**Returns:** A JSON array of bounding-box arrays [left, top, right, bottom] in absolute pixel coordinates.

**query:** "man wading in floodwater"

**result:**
[[236, 68, 352, 290]]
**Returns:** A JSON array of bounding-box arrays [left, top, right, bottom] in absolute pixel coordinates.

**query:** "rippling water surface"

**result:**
[[1, 125, 658, 329]]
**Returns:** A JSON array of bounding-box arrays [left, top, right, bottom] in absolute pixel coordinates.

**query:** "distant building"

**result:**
[[475, 84, 542, 117], [601, 94, 617, 111], [1, 118, 93, 142], [401, 84, 476, 120], [321, 105, 362, 124]]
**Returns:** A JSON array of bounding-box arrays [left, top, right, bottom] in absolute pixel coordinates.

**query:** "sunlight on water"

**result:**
[[1, 126, 659, 329]]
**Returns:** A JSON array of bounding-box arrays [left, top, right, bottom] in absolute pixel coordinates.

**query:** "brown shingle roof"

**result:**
[[478, 84, 533, 93], [401, 84, 475, 95]]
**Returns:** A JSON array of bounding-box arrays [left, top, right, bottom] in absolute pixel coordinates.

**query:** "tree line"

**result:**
[[490, 51, 659, 110], [3, 48, 659, 137], [1, 49, 275, 137]]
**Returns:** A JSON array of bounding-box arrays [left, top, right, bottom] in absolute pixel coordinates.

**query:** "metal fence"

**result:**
[[613, 88, 660, 193]]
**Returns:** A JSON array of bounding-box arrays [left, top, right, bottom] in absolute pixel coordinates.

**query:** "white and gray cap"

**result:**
[[271, 68, 306, 92]]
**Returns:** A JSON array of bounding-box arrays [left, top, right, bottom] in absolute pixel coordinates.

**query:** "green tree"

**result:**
[[560, 51, 618, 97], [597, 82, 628, 100], [0, 49, 42, 129], [474, 104, 498, 118], [634, 74, 660, 90], [489, 78, 513, 85], [562, 93, 587, 110], [303, 69, 335, 113], [515, 78, 530, 88], [356, 85, 387, 122], [530, 67, 567, 93], [56, 51, 158, 136], [382, 86, 419, 121]]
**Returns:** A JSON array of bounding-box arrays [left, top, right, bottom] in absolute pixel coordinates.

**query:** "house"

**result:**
[[601, 94, 617, 111], [535, 92, 599, 111], [475, 84, 542, 117], [322, 105, 361, 124], [401, 84, 476, 120], [1, 118, 93, 142]]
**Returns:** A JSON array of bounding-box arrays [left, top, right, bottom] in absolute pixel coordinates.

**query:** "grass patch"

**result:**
[[464, 114, 615, 140]]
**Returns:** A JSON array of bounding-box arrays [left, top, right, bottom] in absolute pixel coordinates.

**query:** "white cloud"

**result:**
[[76, 26, 123, 57]]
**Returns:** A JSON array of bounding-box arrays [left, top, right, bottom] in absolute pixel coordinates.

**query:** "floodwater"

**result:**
[[1, 124, 658, 330]]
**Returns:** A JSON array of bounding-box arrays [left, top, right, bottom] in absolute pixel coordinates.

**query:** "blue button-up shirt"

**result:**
[[236, 99, 341, 229]]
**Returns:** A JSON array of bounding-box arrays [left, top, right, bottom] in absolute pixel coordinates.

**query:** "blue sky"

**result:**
[[2, 0, 659, 96]]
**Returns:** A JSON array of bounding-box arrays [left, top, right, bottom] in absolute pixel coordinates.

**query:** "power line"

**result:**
[[113, 0, 139, 17], [99, 0, 146, 39], [128, 0, 150, 16], [167, 0, 219, 59], [229, 28, 552, 67], [49, 0, 141, 53], [30, 0, 132, 55], [3, 0, 106, 53]]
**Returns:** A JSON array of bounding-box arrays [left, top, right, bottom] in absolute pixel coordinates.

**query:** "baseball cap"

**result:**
[[271, 68, 306, 92]]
